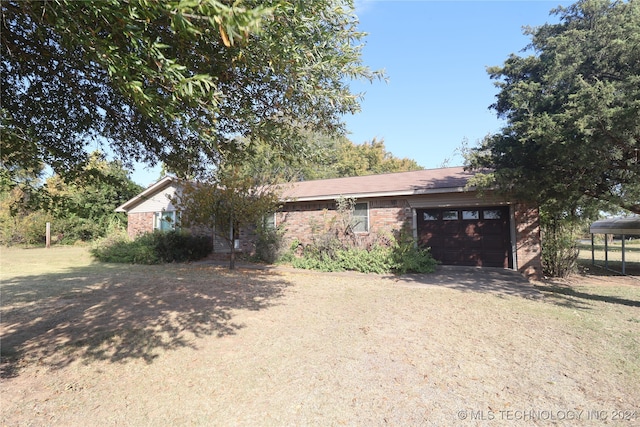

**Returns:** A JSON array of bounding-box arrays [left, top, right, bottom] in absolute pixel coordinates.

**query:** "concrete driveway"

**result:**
[[397, 265, 542, 299]]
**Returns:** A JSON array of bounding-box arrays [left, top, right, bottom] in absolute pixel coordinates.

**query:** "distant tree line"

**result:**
[[0, 152, 142, 245]]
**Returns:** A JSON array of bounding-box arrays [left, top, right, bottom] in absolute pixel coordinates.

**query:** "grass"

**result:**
[[577, 238, 640, 275], [578, 238, 640, 260], [1, 246, 639, 425], [1, 245, 98, 277]]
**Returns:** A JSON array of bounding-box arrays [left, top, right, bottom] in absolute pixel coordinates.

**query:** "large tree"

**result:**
[[467, 0, 640, 215], [1, 0, 381, 180], [174, 161, 282, 269], [43, 151, 143, 227], [222, 133, 423, 182], [0, 152, 142, 244]]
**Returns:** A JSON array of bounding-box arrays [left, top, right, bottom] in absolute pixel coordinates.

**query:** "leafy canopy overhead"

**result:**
[[174, 159, 282, 269], [467, 0, 640, 215], [227, 134, 423, 183], [1, 0, 381, 179]]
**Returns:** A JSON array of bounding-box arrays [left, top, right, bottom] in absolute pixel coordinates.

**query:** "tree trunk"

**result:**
[[229, 215, 235, 270], [229, 242, 236, 270]]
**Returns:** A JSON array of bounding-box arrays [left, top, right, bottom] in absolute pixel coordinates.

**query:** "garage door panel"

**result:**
[[481, 251, 510, 268], [461, 252, 482, 265], [442, 236, 463, 248], [417, 207, 512, 268], [483, 237, 508, 250], [441, 223, 461, 233], [481, 222, 507, 234], [441, 250, 463, 264]]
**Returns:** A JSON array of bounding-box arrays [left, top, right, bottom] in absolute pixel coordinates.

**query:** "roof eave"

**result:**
[[282, 186, 473, 203], [115, 176, 178, 213]]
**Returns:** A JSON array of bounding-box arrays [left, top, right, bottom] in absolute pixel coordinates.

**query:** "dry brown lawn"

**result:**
[[1, 246, 639, 426]]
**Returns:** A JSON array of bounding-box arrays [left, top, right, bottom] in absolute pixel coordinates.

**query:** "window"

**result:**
[[154, 211, 177, 231], [262, 213, 276, 230], [462, 210, 479, 220], [483, 209, 502, 220], [423, 211, 439, 221], [352, 202, 369, 232], [442, 210, 459, 220]]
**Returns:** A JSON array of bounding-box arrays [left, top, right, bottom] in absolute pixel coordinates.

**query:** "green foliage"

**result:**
[[389, 227, 438, 274], [2, 0, 382, 179], [289, 242, 436, 275], [241, 133, 423, 182], [91, 231, 160, 264], [13, 211, 54, 246], [0, 152, 142, 246], [328, 137, 423, 179], [540, 213, 585, 277], [50, 217, 105, 244], [336, 246, 396, 274], [467, 0, 640, 215], [284, 199, 436, 274], [174, 160, 282, 269], [91, 231, 212, 264], [253, 225, 287, 264]]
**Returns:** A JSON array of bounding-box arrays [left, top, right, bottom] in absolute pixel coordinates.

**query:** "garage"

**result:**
[[417, 206, 512, 268]]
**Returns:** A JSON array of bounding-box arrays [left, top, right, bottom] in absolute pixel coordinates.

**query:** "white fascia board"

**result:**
[[115, 176, 178, 212], [281, 186, 473, 203]]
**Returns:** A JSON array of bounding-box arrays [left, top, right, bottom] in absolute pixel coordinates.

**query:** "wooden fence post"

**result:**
[[46, 222, 51, 249]]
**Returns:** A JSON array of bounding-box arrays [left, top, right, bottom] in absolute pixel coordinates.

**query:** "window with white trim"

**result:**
[[262, 212, 276, 230], [154, 211, 177, 231], [352, 202, 369, 232]]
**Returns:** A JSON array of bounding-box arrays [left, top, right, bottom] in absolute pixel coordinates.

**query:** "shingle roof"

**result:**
[[115, 167, 479, 213], [281, 166, 475, 201]]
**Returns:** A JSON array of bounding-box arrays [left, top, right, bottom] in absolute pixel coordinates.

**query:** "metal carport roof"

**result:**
[[589, 217, 640, 275], [590, 217, 640, 235]]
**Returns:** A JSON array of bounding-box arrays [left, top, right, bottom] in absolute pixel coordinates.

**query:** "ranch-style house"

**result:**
[[116, 167, 542, 279]]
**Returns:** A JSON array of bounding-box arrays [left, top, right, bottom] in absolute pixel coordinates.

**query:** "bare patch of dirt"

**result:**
[[2, 261, 639, 426]]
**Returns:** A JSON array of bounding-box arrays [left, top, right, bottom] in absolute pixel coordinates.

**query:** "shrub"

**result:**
[[280, 199, 437, 274], [336, 246, 396, 274], [288, 234, 437, 275], [390, 227, 438, 274], [253, 225, 287, 264], [541, 218, 581, 277], [92, 231, 212, 264], [52, 217, 104, 244], [16, 211, 54, 245]]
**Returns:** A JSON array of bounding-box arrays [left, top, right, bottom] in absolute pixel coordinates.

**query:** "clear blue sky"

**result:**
[[130, 0, 570, 186]]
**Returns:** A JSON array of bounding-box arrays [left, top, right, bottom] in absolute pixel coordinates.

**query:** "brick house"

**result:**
[[116, 167, 542, 278]]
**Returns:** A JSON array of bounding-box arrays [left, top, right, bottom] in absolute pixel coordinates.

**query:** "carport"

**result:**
[[590, 217, 640, 275]]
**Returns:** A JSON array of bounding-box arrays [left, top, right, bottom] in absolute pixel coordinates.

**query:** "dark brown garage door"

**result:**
[[417, 207, 512, 268]]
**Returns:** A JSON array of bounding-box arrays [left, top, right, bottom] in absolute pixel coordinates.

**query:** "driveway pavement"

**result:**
[[398, 265, 542, 298]]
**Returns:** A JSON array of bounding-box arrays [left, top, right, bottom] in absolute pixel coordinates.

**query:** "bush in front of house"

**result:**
[[287, 229, 437, 275], [252, 224, 288, 264], [91, 230, 212, 264], [389, 227, 438, 274]]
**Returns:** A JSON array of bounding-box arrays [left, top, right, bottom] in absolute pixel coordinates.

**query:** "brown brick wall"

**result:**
[[369, 199, 413, 233], [514, 204, 543, 279], [127, 212, 154, 238], [277, 198, 412, 246]]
